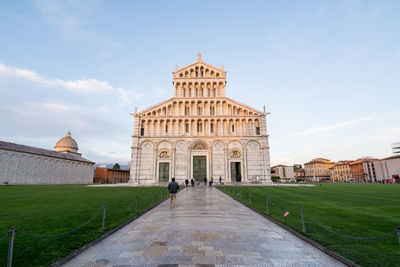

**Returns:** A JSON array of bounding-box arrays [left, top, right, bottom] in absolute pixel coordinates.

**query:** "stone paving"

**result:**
[[63, 187, 345, 267]]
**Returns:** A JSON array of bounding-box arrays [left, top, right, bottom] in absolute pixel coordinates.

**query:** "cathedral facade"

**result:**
[[129, 54, 271, 185]]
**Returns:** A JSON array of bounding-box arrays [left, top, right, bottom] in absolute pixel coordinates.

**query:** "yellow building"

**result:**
[[304, 158, 335, 181], [329, 161, 352, 182]]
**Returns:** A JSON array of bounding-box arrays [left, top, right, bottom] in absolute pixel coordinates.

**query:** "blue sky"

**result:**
[[0, 0, 399, 166]]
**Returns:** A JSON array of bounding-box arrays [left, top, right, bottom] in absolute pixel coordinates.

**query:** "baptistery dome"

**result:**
[[54, 131, 80, 154]]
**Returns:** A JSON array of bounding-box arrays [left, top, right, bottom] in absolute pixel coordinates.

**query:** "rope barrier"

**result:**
[[221, 187, 398, 242], [269, 200, 297, 213], [302, 207, 397, 240], [15, 210, 101, 238]]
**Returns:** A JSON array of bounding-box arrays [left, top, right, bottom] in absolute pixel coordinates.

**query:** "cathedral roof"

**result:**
[[0, 140, 94, 164]]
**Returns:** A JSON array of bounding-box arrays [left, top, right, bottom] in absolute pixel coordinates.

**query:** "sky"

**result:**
[[0, 0, 399, 166]]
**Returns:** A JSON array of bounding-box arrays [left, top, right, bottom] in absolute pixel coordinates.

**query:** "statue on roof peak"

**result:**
[[197, 52, 201, 61]]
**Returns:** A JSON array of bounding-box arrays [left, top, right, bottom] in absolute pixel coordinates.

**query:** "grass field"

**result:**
[[0, 185, 170, 267], [218, 183, 400, 267]]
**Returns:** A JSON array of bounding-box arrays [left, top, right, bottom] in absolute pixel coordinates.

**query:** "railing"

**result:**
[[219, 185, 400, 248], [1, 190, 170, 267]]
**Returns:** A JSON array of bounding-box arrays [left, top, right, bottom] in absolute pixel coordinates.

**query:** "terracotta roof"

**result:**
[[348, 157, 379, 165], [0, 140, 94, 164], [304, 158, 333, 165], [382, 155, 400, 160]]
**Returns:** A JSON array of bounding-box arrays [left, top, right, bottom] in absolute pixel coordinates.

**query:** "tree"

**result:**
[[294, 164, 303, 170], [113, 163, 121, 169], [271, 176, 280, 182]]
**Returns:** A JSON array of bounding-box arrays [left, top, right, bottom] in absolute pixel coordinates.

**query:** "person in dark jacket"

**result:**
[[185, 179, 189, 187], [168, 178, 179, 208], [204, 177, 207, 186], [191, 178, 195, 187]]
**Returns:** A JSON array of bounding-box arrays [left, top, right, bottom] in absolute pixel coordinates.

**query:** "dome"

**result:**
[[54, 131, 79, 154]]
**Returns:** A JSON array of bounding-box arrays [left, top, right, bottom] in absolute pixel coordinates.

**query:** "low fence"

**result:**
[[1, 190, 169, 267], [219, 185, 400, 247]]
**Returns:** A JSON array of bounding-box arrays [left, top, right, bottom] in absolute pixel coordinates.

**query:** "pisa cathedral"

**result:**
[[129, 54, 271, 185]]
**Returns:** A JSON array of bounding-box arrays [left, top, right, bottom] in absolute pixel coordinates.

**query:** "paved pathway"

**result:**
[[64, 187, 344, 267]]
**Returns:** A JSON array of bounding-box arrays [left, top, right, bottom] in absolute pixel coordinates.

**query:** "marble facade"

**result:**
[[129, 54, 271, 185]]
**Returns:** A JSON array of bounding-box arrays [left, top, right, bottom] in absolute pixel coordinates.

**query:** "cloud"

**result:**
[[0, 63, 140, 104], [33, 0, 99, 35], [290, 115, 376, 136]]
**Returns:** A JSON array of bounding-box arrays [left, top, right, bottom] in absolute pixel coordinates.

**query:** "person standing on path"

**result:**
[[191, 178, 195, 187], [204, 177, 207, 186], [185, 179, 189, 187], [168, 178, 179, 208], [219, 176, 222, 185]]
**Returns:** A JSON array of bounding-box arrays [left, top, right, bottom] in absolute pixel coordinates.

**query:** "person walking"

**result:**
[[219, 176, 222, 185], [185, 179, 189, 187], [191, 178, 195, 187], [168, 178, 179, 208], [204, 177, 207, 186]]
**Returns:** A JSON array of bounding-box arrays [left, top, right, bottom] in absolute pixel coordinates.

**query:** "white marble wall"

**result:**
[[129, 137, 271, 185], [0, 149, 94, 184]]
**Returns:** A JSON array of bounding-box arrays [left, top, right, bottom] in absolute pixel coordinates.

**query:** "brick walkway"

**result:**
[[63, 187, 344, 267]]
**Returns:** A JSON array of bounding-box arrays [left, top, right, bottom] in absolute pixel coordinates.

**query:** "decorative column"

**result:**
[[243, 143, 248, 182], [172, 147, 176, 178]]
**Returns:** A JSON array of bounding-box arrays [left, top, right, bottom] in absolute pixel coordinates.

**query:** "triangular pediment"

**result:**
[[135, 97, 262, 117], [173, 57, 226, 79]]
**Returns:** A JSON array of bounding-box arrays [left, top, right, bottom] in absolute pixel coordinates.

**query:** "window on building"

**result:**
[[256, 127, 260, 135], [211, 123, 214, 133], [165, 125, 168, 133], [232, 125, 235, 132], [140, 127, 144, 136], [197, 122, 202, 132], [185, 123, 189, 132], [210, 106, 215, 115]]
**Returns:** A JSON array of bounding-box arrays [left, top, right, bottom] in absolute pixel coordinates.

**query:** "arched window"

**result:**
[[193, 143, 206, 150], [210, 105, 215, 115], [159, 151, 170, 158], [230, 150, 241, 158], [185, 122, 189, 132], [197, 122, 202, 133], [211, 123, 214, 133]]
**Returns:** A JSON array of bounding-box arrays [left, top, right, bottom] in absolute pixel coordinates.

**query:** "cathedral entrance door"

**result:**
[[193, 156, 206, 180], [159, 162, 169, 182], [230, 162, 242, 182]]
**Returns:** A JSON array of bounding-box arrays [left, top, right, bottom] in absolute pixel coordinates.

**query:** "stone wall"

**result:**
[[0, 149, 94, 184], [130, 137, 271, 185]]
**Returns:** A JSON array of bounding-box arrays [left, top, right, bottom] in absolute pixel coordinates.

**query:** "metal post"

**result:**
[[102, 203, 107, 231], [249, 192, 251, 206], [135, 196, 138, 216], [396, 227, 400, 247], [300, 204, 306, 233], [266, 195, 269, 215], [7, 227, 15, 267], [152, 192, 154, 206]]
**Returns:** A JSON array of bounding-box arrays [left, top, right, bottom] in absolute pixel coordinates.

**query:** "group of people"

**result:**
[[184, 177, 215, 187], [167, 176, 223, 208]]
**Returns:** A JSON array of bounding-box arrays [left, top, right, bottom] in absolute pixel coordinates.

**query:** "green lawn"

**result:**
[[0, 185, 170, 267], [218, 184, 400, 267]]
